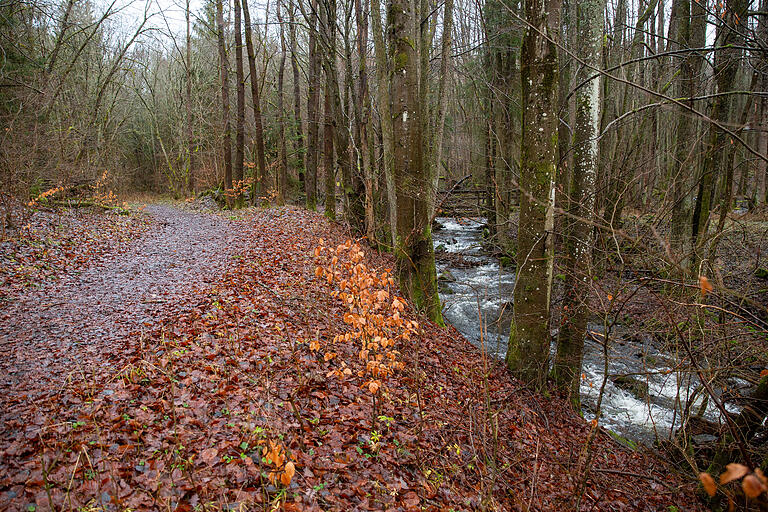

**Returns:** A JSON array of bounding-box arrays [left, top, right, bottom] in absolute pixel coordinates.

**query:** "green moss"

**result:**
[[394, 50, 408, 71], [607, 430, 638, 451]]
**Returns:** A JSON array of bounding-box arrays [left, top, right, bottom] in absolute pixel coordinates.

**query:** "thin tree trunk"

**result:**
[[355, 0, 375, 240], [216, 0, 233, 199], [691, 0, 747, 268], [242, 0, 268, 203], [427, 0, 453, 219], [757, 98, 768, 206], [288, 0, 306, 186], [324, 78, 336, 219], [234, 0, 245, 207], [46, 0, 76, 74], [553, 0, 602, 407], [370, 0, 397, 247], [669, 0, 694, 265], [277, 0, 289, 205], [186, 0, 195, 194], [305, 0, 320, 209]]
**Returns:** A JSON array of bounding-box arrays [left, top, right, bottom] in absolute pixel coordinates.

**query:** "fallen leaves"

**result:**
[[0, 205, 712, 511], [742, 474, 767, 499]]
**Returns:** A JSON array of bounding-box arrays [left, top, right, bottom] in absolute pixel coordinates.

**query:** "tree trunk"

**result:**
[[484, 0, 522, 255], [323, 78, 336, 219], [185, 0, 195, 195], [553, 0, 602, 408], [506, 0, 561, 390], [691, 0, 746, 268], [669, 0, 694, 266], [426, 0, 453, 219], [370, 0, 398, 247], [288, 0, 306, 186], [276, 0, 288, 205], [321, 0, 363, 231], [355, 0, 375, 240], [216, 0, 233, 200], [242, 0, 268, 203], [390, 0, 443, 324], [234, 0, 245, 207], [305, 0, 321, 210], [757, 97, 768, 206], [756, 0, 768, 206]]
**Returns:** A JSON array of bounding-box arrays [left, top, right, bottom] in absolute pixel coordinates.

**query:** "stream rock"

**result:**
[[611, 375, 650, 400]]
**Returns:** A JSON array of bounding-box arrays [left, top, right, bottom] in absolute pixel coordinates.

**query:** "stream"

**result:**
[[433, 217, 741, 445]]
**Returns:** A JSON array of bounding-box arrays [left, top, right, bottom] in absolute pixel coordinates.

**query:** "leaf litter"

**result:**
[[0, 204, 706, 511]]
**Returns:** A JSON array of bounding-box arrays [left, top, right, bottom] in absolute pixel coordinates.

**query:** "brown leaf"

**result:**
[[720, 463, 749, 485], [699, 472, 717, 497], [742, 474, 767, 498], [199, 447, 219, 466], [699, 275, 714, 296]]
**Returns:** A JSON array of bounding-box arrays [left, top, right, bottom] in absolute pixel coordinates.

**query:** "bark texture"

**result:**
[[506, 0, 561, 389]]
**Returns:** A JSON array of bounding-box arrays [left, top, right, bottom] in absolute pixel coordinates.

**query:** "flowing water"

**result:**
[[433, 217, 740, 445]]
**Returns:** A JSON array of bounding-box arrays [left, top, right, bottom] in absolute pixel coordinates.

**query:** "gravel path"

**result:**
[[0, 205, 235, 415]]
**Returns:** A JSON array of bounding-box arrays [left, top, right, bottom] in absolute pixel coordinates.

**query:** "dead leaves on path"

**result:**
[[0, 204, 150, 297], [1, 206, 710, 511]]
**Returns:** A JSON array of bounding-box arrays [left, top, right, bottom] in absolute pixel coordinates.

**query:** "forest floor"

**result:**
[[0, 200, 707, 511]]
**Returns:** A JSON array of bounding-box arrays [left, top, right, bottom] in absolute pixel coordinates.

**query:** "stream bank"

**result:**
[[432, 216, 740, 445]]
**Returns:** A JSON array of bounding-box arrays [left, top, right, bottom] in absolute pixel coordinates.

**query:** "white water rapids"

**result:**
[[433, 217, 742, 444]]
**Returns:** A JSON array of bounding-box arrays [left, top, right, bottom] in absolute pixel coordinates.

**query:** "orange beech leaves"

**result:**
[[313, 239, 418, 396], [699, 464, 768, 503]]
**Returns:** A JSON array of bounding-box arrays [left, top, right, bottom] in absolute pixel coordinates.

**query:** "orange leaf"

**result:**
[[742, 474, 767, 498], [720, 463, 749, 485], [756, 468, 767, 486], [368, 380, 380, 394], [315, 266, 323, 277], [281, 461, 296, 486], [699, 275, 714, 296], [699, 472, 717, 497], [760, 369, 768, 378]]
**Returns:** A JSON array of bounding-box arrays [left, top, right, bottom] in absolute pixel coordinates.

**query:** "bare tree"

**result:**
[[216, 0, 233, 198], [553, 0, 603, 406], [242, 0, 268, 202], [234, 0, 246, 206], [305, 0, 321, 209]]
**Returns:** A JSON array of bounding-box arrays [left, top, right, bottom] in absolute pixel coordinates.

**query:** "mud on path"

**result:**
[[0, 205, 236, 419]]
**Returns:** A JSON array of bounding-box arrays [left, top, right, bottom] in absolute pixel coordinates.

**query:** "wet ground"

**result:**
[[0, 205, 236, 413]]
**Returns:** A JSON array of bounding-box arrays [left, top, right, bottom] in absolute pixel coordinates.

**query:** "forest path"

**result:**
[[0, 204, 706, 511], [0, 204, 235, 408]]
